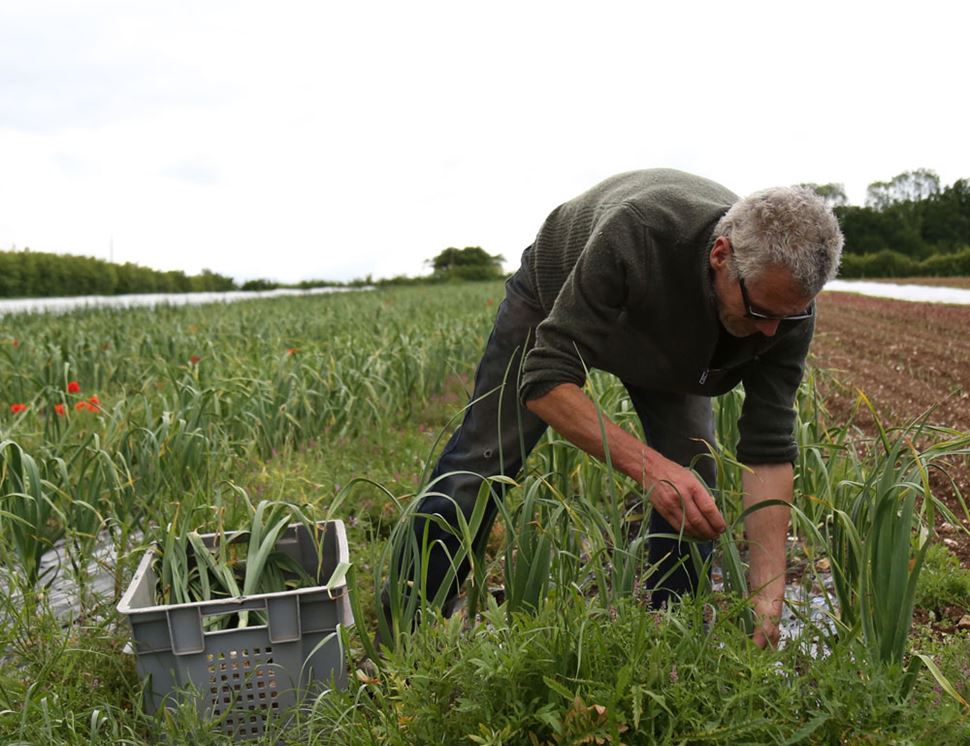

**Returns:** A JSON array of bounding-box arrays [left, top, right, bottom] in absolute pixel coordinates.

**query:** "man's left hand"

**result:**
[[751, 594, 784, 649]]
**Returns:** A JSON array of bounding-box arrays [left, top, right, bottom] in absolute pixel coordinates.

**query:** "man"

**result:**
[[390, 168, 843, 648]]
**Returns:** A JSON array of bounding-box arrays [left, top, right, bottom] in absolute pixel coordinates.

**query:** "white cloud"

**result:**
[[1, 0, 968, 282]]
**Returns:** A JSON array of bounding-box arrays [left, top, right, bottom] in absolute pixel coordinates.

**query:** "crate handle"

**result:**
[[198, 597, 270, 617], [170, 595, 302, 646]]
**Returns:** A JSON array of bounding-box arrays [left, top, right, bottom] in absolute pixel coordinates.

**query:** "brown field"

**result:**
[[810, 290, 970, 570]]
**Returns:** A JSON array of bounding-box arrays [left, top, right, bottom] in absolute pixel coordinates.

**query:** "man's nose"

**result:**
[[754, 318, 781, 337]]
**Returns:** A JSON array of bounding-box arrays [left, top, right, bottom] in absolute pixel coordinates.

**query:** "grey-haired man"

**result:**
[[391, 168, 843, 648]]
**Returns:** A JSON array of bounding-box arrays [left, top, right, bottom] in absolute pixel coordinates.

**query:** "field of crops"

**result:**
[[1, 283, 969, 744], [811, 291, 970, 577]]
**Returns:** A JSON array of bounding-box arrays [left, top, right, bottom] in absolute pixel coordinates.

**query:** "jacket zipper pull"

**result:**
[[699, 369, 709, 385]]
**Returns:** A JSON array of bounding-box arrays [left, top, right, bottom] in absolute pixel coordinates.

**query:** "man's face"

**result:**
[[709, 238, 815, 338]]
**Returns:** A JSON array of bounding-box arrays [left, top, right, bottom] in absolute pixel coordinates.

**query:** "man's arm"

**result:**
[[526, 382, 726, 541], [742, 462, 793, 648]]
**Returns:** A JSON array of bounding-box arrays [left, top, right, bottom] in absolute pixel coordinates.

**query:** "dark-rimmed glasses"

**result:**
[[738, 277, 814, 321]]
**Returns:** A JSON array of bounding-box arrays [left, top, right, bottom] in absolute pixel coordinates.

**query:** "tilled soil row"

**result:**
[[810, 290, 970, 571]]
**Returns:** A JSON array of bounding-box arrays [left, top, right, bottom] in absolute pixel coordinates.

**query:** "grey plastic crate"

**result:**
[[117, 520, 354, 740]]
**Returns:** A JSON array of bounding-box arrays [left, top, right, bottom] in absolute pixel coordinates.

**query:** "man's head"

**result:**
[[709, 186, 844, 337], [713, 185, 844, 296]]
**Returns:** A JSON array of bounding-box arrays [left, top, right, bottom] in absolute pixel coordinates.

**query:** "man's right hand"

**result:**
[[640, 452, 726, 540], [526, 383, 727, 541]]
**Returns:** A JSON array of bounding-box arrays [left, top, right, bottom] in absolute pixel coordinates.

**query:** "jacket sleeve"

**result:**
[[736, 314, 815, 464], [520, 205, 643, 403]]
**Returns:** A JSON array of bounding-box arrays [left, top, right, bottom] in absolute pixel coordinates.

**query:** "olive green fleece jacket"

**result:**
[[520, 168, 814, 464]]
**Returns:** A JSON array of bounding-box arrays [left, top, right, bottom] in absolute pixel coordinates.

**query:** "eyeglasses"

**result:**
[[738, 276, 814, 321]]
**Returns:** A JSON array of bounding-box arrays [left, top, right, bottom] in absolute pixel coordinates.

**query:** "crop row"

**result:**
[[0, 288, 497, 584], [1, 284, 969, 742]]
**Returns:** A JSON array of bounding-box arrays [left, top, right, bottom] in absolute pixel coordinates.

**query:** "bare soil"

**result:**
[[810, 290, 970, 591]]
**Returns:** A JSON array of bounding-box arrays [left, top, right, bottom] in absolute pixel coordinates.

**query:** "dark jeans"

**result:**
[[397, 248, 716, 612]]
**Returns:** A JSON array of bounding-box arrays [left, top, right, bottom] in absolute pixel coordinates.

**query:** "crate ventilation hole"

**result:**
[[207, 646, 278, 737]]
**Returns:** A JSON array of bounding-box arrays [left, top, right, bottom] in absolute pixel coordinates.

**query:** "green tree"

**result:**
[[241, 278, 280, 291], [865, 168, 940, 210], [0, 250, 239, 298], [196, 268, 237, 291], [427, 246, 506, 281], [0, 253, 22, 296], [922, 179, 970, 251], [799, 182, 848, 208], [846, 169, 944, 258]]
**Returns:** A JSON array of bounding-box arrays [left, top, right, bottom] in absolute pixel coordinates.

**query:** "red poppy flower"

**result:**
[[75, 401, 88, 412], [54, 403, 66, 416], [86, 396, 100, 410], [67, 380, 81, 393], [10, 403, 28, 413], [287, 348, 298, 356], [190, 355, 201, 365]]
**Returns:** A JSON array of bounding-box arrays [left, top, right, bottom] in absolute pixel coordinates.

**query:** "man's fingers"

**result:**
[[657, 483, 722, 540], [655, 489, 698, 537], [646, 464, 726, 540], [684, 503, 719, 540], [673, 481, 723, 539], [694, 489, 727, 534], [675, 496, 712, 539]]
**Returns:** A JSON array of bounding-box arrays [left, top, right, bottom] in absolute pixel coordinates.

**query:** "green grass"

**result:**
[[309, 596, 970, 745], [1, 282, 969, 744], [916, 543, 970, 615]]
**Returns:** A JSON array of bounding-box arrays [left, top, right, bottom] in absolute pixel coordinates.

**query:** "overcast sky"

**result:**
[[2, 1, 967, 283]]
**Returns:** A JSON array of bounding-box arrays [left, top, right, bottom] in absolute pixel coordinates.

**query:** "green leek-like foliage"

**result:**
[[0, 440, 58, 586], [824, 397, 970, 667], [153, 498, 318, 630], [372, 362, 969, 717]]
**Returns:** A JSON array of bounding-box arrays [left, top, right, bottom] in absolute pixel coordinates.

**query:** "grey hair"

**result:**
[[713, 186, 844, 296]]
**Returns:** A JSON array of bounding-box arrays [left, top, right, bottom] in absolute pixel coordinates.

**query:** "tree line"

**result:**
[[4, 171, 969, 299], [242, 246, 506, 290], [0, 249, 236, 298], [802, 169, 970, 278], [0, 245, 505, 299]]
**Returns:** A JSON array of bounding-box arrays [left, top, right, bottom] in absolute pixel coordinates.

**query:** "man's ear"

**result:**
[[710, 236, 731, 271]]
